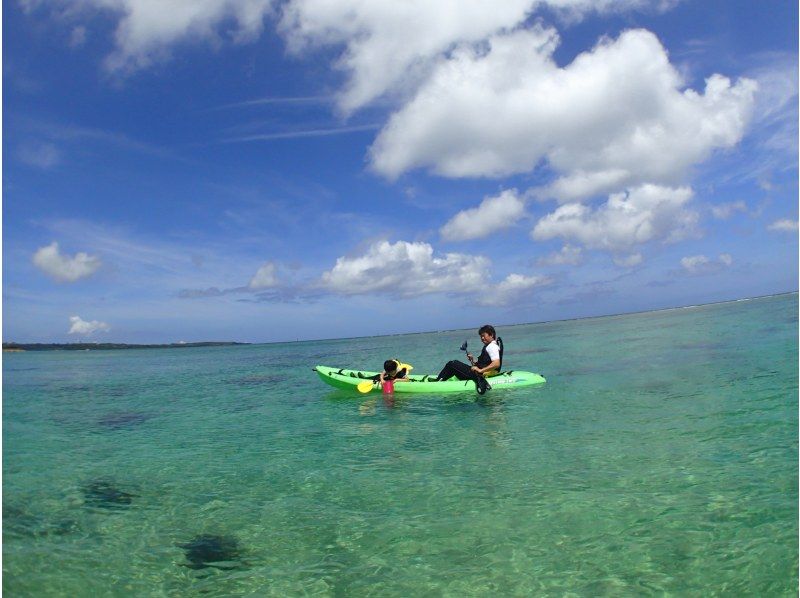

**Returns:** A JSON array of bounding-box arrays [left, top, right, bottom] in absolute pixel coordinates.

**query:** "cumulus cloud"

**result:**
[[537, 244, 583, 266], [249, 262, 278, 288], [68, 315, 110, 335], [440, 189, 526, 241], [320, 240, 491, 297], [281, 0, 535, 114], [281, 0, 678, 114], [680, 253, 733, 274], [22, 0, 276, 72], [32, 241, 102, 282], [532, 184, 698, 254], [767, 218, 798, 232], [711, 200, 748, 219], [33, 0, 679, 99], [369, 27, 757, 201]]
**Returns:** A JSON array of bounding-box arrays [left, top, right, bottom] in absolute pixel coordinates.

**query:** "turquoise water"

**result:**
[[3, 294, 798, 596]]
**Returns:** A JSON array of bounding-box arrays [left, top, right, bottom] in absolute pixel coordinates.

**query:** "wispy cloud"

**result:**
[[221, 124, 380, 143], [209, 95, 333, 111], [17, 142, 61, 168], [767, 218, 798, 232], [15, 117, 188, 162], [679, 253, 733, 275]]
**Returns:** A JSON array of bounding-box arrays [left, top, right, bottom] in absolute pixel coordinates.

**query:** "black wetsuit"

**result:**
[[436, 341, 501, 392]]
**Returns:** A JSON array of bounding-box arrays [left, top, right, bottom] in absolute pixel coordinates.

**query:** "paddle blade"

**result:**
[[459, 340, 468, 352], [357, 380, 375, 393]]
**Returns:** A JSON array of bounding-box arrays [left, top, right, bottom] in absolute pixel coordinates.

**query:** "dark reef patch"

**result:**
[[4, 504, 79, 538], [506, 347, 553, 355], [178, 534, 243, 570], [227, 374, 282, 387], [97, 411, 152, 430], [82, 480, 137, 510], [675, 342, 724, 351]]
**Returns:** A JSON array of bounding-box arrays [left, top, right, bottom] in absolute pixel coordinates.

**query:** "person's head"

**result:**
[[384, 360, 398, 374], [478, 324, 496, 344]]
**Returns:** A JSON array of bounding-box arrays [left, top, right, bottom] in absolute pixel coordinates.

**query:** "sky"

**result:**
[[3, 0, 798, 344]]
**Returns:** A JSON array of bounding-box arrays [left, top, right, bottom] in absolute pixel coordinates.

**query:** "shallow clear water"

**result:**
[[4, 294, 798, 596]]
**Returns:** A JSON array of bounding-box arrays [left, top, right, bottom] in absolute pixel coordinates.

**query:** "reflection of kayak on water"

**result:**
[[313, 365, 546, 394]]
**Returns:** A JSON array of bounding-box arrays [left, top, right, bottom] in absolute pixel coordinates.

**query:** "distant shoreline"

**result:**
[[2, 342, 249, 352]]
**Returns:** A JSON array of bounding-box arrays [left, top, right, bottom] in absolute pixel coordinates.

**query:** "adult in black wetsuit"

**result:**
[[434, 324, 502, 394]]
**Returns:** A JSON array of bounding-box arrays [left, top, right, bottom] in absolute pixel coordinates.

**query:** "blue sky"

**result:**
[[4, 0, 798, 343]]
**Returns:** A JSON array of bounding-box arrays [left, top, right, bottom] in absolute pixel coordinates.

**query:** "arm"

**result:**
[[471, 358, 500, 375], [471, 342, 500, 375]]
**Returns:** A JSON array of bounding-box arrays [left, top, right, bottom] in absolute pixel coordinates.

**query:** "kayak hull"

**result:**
[[314, 365, 545, 394]]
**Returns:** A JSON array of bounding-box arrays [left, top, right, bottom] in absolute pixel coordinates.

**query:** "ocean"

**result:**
[[3, 293, 798, 596]]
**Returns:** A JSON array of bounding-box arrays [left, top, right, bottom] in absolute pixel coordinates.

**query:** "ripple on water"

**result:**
[[3, 504, 80, 539]]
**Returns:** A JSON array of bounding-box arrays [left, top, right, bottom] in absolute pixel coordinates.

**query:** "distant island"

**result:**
[[3, 342, 249, 352]]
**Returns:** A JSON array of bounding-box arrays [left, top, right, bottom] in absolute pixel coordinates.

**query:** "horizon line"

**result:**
[[10, 290, 794, 348]]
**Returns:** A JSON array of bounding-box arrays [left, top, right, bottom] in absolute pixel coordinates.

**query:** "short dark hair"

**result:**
[[478, 324, 496, 338], [384, 360, 398, 372]]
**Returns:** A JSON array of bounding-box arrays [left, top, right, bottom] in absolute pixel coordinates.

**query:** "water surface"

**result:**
[[4, 294, 797, 595]]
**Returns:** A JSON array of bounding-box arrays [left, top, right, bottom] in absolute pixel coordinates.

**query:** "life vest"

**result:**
[[476, 338, 503, 377], [386, 359, 413, 379]]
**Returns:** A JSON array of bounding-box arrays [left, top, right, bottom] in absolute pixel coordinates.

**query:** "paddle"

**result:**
[[357, 380, 378, 393], [460, 340, 468, 353]]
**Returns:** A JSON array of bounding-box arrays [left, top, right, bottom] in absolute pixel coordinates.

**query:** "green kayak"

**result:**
[[314, 365, 546, 394]]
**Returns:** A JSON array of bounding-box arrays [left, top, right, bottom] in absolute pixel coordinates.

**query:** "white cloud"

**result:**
[[280, 0, 535, 114], [33, 0, 679, 99], [22, 0, 276, 72], [614, 253, 643, 268], [478, 273, 551, 305], [767, 218, 798, 232], [537, 244, 583, 266], [108, 0, 276, 72], [711, 200, 748, 219], [680, 253, 732, 274], [440, 189, 526, 242], [70, 25, 87, 47], [249, 262, 278, 288], [532, 184, 698, 254], [320, 240, 491, 297], [68, 315, 111, 335], [32, 241, 102, 282], [280, 0, 678, 114], [369, 28, 757, 201], [18, 142, 61, 168], [680, 254, 709, 271]]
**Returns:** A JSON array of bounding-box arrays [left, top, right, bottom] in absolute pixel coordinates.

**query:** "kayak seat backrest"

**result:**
[[497, 337, 504, 370]]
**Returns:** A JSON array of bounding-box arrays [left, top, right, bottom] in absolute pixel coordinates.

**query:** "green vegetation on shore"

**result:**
[[2, 342, 249, 352]]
